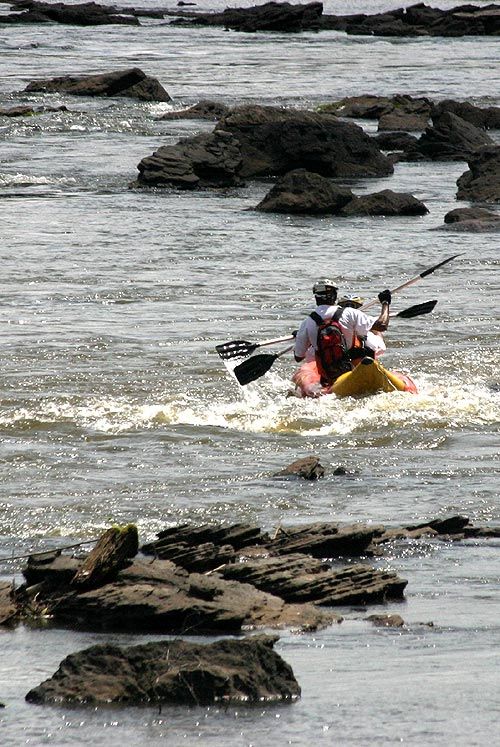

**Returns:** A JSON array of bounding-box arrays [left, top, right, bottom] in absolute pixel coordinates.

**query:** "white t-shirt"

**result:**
[[294, 304, 386, 361]]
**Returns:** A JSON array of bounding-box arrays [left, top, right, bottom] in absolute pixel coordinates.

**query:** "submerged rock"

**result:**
[[25, 635, 300, 705], [255, 169, 353, 214], [157, 100, 230, 121], [340, 189, 428, 216], [437, 206, 500, 232], [273, 455, 326, 479]]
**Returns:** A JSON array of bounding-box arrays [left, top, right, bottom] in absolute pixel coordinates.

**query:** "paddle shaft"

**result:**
[[360, 254, 461, 312]]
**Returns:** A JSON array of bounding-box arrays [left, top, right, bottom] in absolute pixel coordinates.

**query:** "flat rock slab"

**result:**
[[266, 521, 385, 557], [221, 554, 407, 605], [24, 68, 170, 102], [25, 634, 300, 705]]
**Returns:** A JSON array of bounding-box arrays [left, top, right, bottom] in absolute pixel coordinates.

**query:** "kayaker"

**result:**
[[293, 279, 392, 370], [338, 293, 387, 356]]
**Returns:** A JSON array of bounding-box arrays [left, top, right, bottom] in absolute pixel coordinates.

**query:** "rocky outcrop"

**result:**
[[157, 100, 230, 121], [265, 522, 384, 557], [25, 635, 300, 705], [456, 146, 500, 202], [431, 99, 500, 130], [436, 206, 500, 231], [172, 1, 324, 32], [373, 132, 419, 151], [321, 4, 500, 37], [216, 105, 393, 178], [405, 112, 494, 161], [340, 189, 429, 216], [0, 1, 141, 25], [273, 455, 326, 480], [255, 169, 354, 214], [133, 129, 243, 189], [24, 68, 170, 102]]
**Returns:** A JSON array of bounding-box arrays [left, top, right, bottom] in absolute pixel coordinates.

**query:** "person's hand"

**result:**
[[378, 289, 392, 305], [292, 329, 298, 338]]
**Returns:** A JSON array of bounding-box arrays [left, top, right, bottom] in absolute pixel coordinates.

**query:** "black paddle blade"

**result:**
[[396, 299, 437, 318], [215, 339, 257, 360], [234, 352, 278, 385]]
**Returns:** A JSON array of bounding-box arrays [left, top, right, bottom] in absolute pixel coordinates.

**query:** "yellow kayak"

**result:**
[[292, 357, 418, 398]]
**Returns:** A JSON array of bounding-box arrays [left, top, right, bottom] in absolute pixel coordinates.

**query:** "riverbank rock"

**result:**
[[340, 189, 428, 216], [0, 1, 140, 25], [172, 1, 324, 32], [133, 129, 243, 189], [405, 112, 493, 161], [24, 68, 170, 102], [215, 105, 393, 178], [255, 169, 354, 214], [456, 146, 500, 202], [25, 635, 300, 705]]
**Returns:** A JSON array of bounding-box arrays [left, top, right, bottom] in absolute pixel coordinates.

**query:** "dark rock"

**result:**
[[24, 68, 170, 102], [463, 525, 500, 538], [406, 111, 493, 161], [431, 99, 500, 130], [221, 554, 407, 605], [340, 189, 429, 216], [318, 95, 393, 119], [157, 100, 229, 121], [456, 146, 500, 202], [273, 454, 326, 479], [25, 635, 300, 705], [216, 105, 393, 178], [140, 540, 235, 572], [133, 129, 243, 189], [378, 110, 429, 132], [172, 1, 324, 32], [255, 169, 354, 214], [24, 553, 81, 587], [0, 105, 36, 117], [444, 207, 498, 223], [266, 522, 385, 557], [373, 131, 419, 151], [366, 613, 404, 627], [438, 206, 500, 231], [150, 522, 265, 550], [0, 1, 140, 25], [406, 515, 470, 534]]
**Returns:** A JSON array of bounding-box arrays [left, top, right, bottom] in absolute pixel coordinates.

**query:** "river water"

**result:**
[[1, 1, 499, 744]]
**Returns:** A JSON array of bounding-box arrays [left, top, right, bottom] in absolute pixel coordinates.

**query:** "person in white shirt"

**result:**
[[293, 279, 391, 365]]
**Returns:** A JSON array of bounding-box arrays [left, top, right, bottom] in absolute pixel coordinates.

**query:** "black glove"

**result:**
[[378, 289, 392, 305], [292, 329, 298, 338]]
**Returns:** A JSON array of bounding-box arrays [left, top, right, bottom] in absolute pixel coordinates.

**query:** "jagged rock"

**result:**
[[265, 522, 385, 557], [0, 1, 140, 25], [406, 515, 470, 534], [140, 540, 235, 572], [215, 105, 393, 178], [456, 146, 500, 202], [340, 189, 428, 216], [157, 100, 229, 121], [24, 68, 170, 102], [255, 169, 354, 214], [406, 112, 493, 161], [71, 525, 139, 590], [172, 1, 324, 32], [221, 554, 407, 605], [431, 99, 500, 130], [25, 635, 300, 705], [143, 522, 265, 552], [26, 557, 333, 633], [273, 455, 325, 479], [0, 581, 20, 625], [133, 129, 243, 189]]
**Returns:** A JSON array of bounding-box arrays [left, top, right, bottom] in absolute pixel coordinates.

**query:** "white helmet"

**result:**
[[313, 278, 337, 296], [338, 293, 364, 309]]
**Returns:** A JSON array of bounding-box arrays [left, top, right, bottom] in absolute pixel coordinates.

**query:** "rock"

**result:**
[[0, 1, 140, 25], [133, 129, 243, 189], [437, 206, 500, 232], [172, 1, 324, 32], [319, 95, 393, 119], [444, 207, 498, 224], [340, 189, 428, 216], [26, 556, 333, 633], [0, 105, 36, 117], [25, 635, 300, 705], [255, 169, 354, 214], [406, 112, 494, 161], [145, 522, 265, 551], [221, 555, 407, 605], [406, 515, 470, 534], [378, 110, 429, 132], [216, 105, 393, 178], [24, 68, 170, 102], [0, 581, 20, 625], [71, 525, 139, 590], [140, 540, 236, 572], [366, 613, 404, 627], [431, 99, 500, 130], [273, 454, 326, 479], [456, 146, 500, 202], [24, 552, 81, 587], [373, 131, 419, 151], [157, 100, 229, 121], [266, 522, 385, 557]]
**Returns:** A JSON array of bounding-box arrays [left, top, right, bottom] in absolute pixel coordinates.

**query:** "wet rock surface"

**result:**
[[404, 112, 494, 161], [25, 634, 300, 705], [0, 0, 141, 25], [156, 100, 230, 121], [24, 68, 170, 102], [273, 455, 326, 479], [255, 170, 354, 214], [456, 146, 500, 202], [340, 189, 428, 216], [171, 1, 324, 32], [437, 206, 500, 232]]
